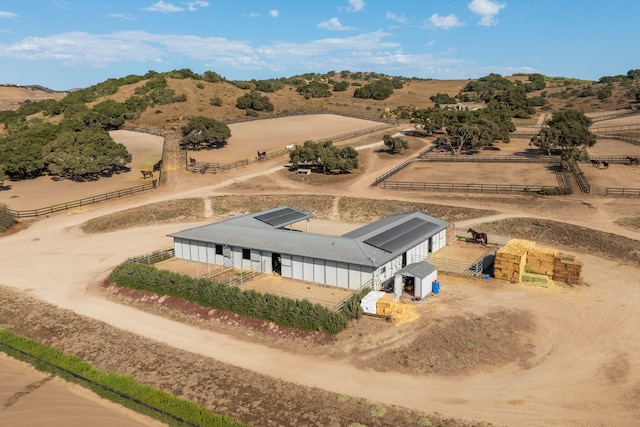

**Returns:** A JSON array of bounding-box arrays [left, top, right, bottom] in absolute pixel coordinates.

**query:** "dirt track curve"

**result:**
[[2, 122, 640, 426]]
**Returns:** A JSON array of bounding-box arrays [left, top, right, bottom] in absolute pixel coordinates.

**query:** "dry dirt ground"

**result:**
[[2, 113, 640, 426]]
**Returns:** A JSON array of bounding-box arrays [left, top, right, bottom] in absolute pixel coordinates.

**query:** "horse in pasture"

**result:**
[[141, 170, 154, 179], [153, 159, 163, 172], [590, 159, 601, 168], [602, 161, 609, 169], [627, 156, 640, 166], [189, 157, 196, 166], [468, 228, 488, 245], [256, 151, 266, 160]]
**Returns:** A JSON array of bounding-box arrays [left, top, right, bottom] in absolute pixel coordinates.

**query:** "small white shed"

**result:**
[[393, 261, 438, 300]]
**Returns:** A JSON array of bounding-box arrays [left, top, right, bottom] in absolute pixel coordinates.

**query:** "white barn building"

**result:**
[[168, 206, 453, 292]]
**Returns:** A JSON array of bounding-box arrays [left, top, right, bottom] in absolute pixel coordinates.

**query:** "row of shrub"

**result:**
[[109, 263, 365, 334], [0, 329, 246, 427]]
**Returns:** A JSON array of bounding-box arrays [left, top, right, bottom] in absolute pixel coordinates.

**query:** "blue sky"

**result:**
[[0, 0, 637, 91]]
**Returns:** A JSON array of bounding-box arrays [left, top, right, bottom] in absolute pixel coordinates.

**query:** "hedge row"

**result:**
[[109, 263, 364, 334], [0, 330, 246, 427]]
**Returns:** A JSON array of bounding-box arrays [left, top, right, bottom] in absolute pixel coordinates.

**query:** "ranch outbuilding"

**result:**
[[168, 206, 454, 292]]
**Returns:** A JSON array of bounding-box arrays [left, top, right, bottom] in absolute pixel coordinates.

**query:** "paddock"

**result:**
[[186, 114, 384, 165], [390, 161, 561, 188], [0, 130, 163, 211], [155, 257, 354, 309], [580, 163, 640, 195]]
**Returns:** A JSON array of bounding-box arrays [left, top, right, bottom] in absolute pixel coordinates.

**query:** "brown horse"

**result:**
[[141, 170, 154, 179], [627, 156, 639, 166], [153, 159, 163, 172], [189, 157, 196, 166], [468, 228, 488, 245], [590, 159, 601, 168]]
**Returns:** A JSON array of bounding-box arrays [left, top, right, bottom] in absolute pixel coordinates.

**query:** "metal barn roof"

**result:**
[[396, 261, 438, 279], [168, 207, 450, 268]]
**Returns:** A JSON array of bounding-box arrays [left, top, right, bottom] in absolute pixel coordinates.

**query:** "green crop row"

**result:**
[[0, 330, 247, 427]]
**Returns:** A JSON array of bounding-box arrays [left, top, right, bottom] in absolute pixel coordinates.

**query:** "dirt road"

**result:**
[[2, 119, 640, 426]]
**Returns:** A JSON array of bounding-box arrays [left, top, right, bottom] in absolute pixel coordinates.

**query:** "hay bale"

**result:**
[[521, 272, 550, 286], [375, 295, 419, 323], [494, 239, 535, 282], [552, 253, 583, 284], [526, 247, 557, 276]]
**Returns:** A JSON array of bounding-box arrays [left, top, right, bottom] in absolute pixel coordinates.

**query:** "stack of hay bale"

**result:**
[[526, 246, 557, 276], [552, 253, 583, 284], [493, 239, 535, 282], [376, 294, 418, 323], [494, 239, 583, 285]]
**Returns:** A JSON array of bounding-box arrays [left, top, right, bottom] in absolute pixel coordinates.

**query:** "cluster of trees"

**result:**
[[598, 69, 640, 102], [0, 70, 207, 180], [296, 81, 332, 99], [354, 78, 402, 100], [0, 102, 133, 180], [530, 110, 595, 159], [459, 73, 546, 118], [289, 141, 359, 173], [235, 92, 274, 114], [383, 134, 409, 153], [180, 116, 231, 150], [429, 93, 457, 106], [411, 106, 514, 155]]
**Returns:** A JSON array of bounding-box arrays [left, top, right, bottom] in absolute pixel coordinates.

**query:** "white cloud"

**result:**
[[385, 12, 408, 24], [0, 10, 17, 19], [269, 9, 278, 18], [0, 31, 253, 67], [246, 12, 260, 18], [109, 13, 137, 21], [427, 13, 463, 30], [144, 1, 184, 13], [317, 17, 353, 31], [187, 1, 209, 12], [346, 0, 365, 12], [468, 0, 506, 26], [3, 29, 523, 81]]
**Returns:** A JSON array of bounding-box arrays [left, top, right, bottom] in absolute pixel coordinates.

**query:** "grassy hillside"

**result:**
[[2, 71, 638, 134]]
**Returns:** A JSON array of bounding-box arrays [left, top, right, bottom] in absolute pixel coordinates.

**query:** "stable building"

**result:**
[[168, 206, 453, 292]]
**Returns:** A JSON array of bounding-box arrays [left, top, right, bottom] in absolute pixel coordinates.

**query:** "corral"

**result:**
[[387, 160, 562, 191]]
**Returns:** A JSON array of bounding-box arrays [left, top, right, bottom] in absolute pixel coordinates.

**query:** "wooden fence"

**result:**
[[126, 248, 175, 265], [595, 135, 640, 146], [187, 159, 249, 174], [380, 181, 564, 193], [372, 146, 435, 186], [423, 234, 509, 277], [583, 155, 640, 163], [315, 123, 396, 144], [417, 154, 562, 163], [1, 181, 158, 218], [604, 188, 640, 196], [511, 123, 640, 140], [566, 159, 590, 193]]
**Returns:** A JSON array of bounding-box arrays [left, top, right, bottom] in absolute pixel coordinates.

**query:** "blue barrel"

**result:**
[[432, 280, 440, 294]]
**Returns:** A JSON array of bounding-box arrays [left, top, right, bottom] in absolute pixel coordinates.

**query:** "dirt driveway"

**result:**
[[2, 114, 640, 426]]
